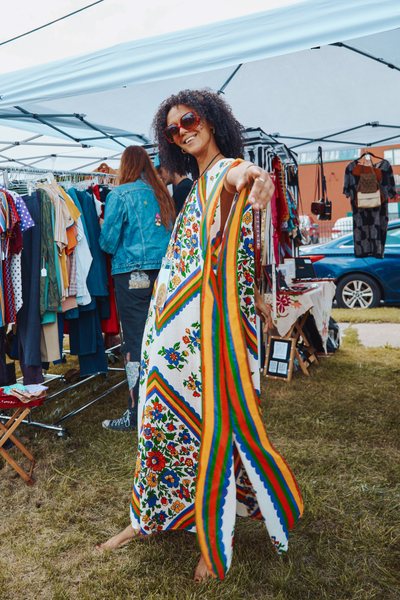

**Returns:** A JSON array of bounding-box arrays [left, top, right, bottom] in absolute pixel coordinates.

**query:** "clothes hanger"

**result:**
[[358, 151, 384, 161]]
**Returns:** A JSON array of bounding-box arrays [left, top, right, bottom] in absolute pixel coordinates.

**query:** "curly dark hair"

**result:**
[[152, 89, 245, 179]]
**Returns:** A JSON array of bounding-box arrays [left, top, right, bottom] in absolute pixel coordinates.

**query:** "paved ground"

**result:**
[[339, 323, 400, 348]]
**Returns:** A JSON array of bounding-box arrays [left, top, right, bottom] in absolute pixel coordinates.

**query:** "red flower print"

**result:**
[[244, 272, 253, 283], [167, 444, 178, 456], [161, 497, 168, 505], [276, 293, 292, 314], [185, 458, 194, 467], [167, 423, 176, 432], [183, 336, 190, 344], [192, 223, 199, 232], [244, 297, 252, 306], [146, 450, 166, 472], [178, 485, 191, 501]]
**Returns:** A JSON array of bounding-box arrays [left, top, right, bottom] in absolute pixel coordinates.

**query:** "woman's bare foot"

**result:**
[[96, 524, 141, 552], [193, 554, 214, 582]]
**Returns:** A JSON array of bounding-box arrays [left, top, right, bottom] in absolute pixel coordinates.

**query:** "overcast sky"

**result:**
[[2, 0, 299, 73]]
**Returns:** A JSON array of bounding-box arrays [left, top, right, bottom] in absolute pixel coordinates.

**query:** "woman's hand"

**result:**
[[225, 162, 274, 210], [254, 287, 274, 333]]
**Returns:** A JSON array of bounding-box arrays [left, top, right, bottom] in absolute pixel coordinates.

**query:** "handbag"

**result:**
[[357, 191, 382, 209], [356, 167, 382, 209], [311, 199, 332, 220]]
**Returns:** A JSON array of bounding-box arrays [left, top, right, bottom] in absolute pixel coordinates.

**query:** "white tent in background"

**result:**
[[0, 0, 399, 171]]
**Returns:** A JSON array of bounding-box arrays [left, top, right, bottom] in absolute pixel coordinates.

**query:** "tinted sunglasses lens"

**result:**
[[165, 124, 179, 142], [181, 112, 198, 130]]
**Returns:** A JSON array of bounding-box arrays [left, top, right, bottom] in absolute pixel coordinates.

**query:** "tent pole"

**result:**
[[370, 132, 400, 145], [14, 106, 81, 143], [331, 42, 400, 73], [217, 64, 243, 95], [76, 115, 149, 147]]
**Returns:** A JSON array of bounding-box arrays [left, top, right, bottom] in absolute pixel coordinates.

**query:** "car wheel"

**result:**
[[336, 274, 381, 309]]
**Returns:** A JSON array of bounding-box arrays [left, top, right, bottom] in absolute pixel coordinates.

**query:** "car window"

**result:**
[[386, 226, 400, 245]]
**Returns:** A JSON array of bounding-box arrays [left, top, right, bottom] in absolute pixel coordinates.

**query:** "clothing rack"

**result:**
[[0, 166, 117, 176], [0, 359, 126, 437], [0, 170, 125, 437], [0, 166, 117, 189]]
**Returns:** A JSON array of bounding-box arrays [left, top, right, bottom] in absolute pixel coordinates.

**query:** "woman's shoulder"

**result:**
[[112, 180, 153, 195]]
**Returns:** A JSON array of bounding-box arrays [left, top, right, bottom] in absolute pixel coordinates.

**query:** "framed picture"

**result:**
[[264, 336, 296, 382]]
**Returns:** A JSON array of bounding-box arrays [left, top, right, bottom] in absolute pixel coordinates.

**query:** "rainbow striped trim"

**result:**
[[146, 367, 201, 439], [169, 503, 196, 530], [155, 267, 202, 332], [196, 162, 303, 579]]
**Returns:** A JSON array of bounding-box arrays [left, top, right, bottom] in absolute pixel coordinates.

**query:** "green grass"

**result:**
[[1, 343, 399, 600], [332, 307, 400, 323], [341, 326, 361, 348]]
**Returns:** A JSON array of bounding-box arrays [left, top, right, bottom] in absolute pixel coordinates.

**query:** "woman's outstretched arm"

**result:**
[[224, 162, 274, 210]]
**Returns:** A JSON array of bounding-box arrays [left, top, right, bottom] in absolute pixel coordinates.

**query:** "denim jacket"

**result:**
[[99, 180, 171, 275]]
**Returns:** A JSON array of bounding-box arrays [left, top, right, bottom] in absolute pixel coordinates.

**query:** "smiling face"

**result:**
[[166, 104, 217, 158]]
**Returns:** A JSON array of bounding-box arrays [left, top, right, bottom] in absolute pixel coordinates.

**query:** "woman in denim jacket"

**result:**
[[100, 146, 175, 431]]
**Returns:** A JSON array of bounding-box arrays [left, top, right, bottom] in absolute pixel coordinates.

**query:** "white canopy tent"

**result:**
[[0, 0, 399, 171]]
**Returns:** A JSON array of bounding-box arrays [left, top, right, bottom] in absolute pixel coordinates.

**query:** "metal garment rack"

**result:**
[[0, 165, 117, 187], [0, 354, 127, 438], [0, 167, 124, 436]]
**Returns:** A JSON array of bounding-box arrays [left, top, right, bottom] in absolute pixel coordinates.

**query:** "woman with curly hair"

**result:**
[[98, 90, 303, 581]]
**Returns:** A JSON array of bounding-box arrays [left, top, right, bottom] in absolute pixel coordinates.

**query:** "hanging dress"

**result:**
[[343, 159, 396, 258], [131, 159, 303, 579]]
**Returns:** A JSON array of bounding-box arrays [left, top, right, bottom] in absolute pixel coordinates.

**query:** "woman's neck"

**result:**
[[196, 144, 223, 175]]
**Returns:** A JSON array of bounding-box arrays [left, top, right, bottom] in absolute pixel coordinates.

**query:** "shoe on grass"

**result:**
[[102, 407, 137, 432]]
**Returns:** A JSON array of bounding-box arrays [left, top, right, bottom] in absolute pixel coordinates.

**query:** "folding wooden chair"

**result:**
[[0, 394, 46, 485]]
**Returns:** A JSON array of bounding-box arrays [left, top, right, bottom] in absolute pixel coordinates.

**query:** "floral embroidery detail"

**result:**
[[182, 322, 200, 354], [183, 371, 201, 397], [147, 473, 158, 487], [158, 343, 189, 371], [135, 396, 200, 532], [235, 204, 257, 327], [271, 536, 286, 555], [243, 211, 252, 225], [171, 500, 186, 513], [171, 274, 181, 288], [155, 213, 162, 226], [160, 469, 179, 488], [166, 197, 201, 288], [276, 293, 292, 315]]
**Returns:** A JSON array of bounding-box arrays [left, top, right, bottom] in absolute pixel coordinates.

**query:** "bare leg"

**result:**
[[96, 524, 142, 551], [193, 554, 214, 582]]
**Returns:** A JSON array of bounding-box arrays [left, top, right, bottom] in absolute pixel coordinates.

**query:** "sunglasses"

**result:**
[[164, 111, 201, 143]]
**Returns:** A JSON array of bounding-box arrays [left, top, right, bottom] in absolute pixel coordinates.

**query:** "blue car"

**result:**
[[299, 219, 400, 308]]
